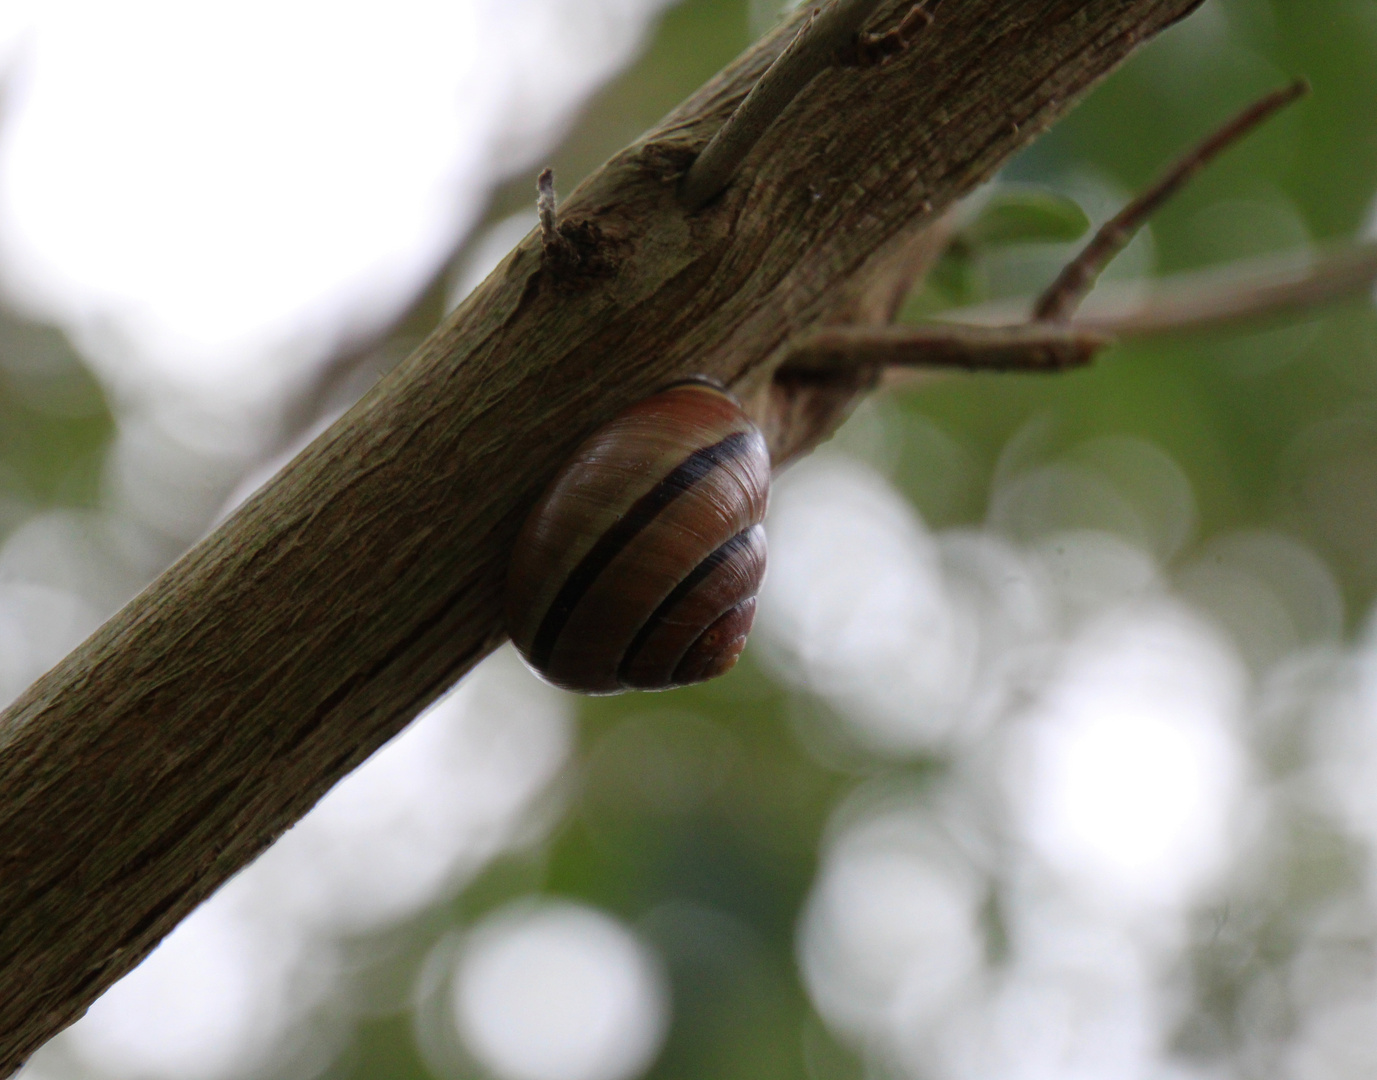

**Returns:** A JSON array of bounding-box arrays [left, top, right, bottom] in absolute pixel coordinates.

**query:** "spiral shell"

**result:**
[[506, 380, 770, 694]]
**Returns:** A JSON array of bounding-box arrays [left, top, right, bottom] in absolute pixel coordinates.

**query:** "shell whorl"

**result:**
[[506, 382, 770, 694]]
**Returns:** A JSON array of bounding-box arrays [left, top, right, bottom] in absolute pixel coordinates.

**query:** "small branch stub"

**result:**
[[537, 168, 581, 277], [535, 167, 620, 283]]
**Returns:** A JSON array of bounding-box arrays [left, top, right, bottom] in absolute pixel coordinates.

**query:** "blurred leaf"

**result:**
[[915, 248, 985, 311], [961, 187, 1091, 248], [901, 189, 1091, 317]]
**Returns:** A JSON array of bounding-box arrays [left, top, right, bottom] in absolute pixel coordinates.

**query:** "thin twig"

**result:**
[[1071, 239, 1377, 337], [1033, 79, 1309, 322], [933, 240, 1377, 339], [780, 322, 1111, 374], [680, 0, 891, 210], [784, 237, 1377, 381]]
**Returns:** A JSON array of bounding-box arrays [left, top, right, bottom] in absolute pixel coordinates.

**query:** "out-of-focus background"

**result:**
[[5, 0, 1377, 1077]]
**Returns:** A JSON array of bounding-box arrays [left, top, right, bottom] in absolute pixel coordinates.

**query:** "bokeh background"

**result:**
[[5, 0, 1377, 1078]]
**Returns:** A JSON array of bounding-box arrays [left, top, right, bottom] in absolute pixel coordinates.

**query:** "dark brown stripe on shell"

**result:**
[[528, 430, 753, 671], [616, 527, 757, 684]]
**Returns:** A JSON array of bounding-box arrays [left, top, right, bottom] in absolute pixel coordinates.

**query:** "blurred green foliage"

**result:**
[[0, 312, 111, 518], [916, 188, 1092, 310]]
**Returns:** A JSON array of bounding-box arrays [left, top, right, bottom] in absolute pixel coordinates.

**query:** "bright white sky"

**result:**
[[0, 0, 671, 407]]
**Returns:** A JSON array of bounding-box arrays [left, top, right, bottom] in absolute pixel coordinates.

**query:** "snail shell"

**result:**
[[506, 380, 770, 694]]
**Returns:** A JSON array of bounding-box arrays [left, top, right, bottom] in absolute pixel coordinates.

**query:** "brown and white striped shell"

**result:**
[[505, 380, 770, 694]]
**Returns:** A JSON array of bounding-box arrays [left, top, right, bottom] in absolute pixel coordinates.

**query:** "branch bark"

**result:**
[[0, 1, 1204, 1071]]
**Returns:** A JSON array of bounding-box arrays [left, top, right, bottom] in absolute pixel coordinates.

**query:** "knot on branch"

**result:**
[[536, 168, 620, 286], [835, 1, 936, 68], [639, 141, 699, 183]]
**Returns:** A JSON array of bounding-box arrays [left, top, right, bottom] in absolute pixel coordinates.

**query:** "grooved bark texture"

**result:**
[[0, 1, 1203, 1071]]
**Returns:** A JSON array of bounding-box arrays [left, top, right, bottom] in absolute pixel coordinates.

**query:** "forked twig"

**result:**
[[778, 239, 1377, 383], [1033, 80, 1309, 323]]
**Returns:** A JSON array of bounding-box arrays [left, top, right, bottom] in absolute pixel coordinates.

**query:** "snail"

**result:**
[[506, 379, 771, 694]]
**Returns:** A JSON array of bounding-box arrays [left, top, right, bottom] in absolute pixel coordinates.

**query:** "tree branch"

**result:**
[[857, 239, 1377, 395], [781, 322, 1112, 374], [0, 1, 1206, 1071]]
